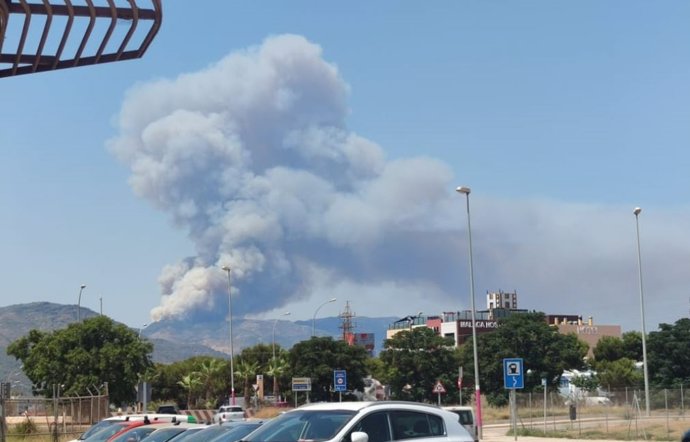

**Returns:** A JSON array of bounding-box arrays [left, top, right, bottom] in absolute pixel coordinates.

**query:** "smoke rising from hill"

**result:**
[[109, 35, 461, 321], [108, 34, 690, 331]]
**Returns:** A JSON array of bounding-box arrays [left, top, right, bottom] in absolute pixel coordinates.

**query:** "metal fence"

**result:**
[[509, 387, 690, 440], [1, 393, 109, 442]]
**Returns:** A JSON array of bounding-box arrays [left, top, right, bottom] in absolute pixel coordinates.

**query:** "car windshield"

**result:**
[[174, 425, 232, 442], [163, 427, 205, 442], [80, 420, 120, 440], [84, 422, 139, 442], [140, 427, 188, 442], [243, 410, 355, 442], [111, 426, 159, 442], [210, 423, 264, 442]]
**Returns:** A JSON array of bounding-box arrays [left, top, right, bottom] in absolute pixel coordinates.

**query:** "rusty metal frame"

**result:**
[[0, 0, 162, 78]]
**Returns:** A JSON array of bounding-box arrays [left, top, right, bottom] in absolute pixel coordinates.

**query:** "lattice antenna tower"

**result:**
[[339, 301, 356, 340]]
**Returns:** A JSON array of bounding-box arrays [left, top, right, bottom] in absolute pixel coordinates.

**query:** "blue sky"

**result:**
[[2, 1, 690, 334]]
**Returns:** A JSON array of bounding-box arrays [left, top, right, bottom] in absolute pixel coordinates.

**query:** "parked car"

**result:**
[[443, 406, 477, 442], [70, 414, 198, 442], [156, 426, 207, 442], [242, 401, 474, 442], [169, 425, 235, 442], [139, 424, 205, 442], [109, 422, 170, 442], [212, 405, 245, 423], [157, 404, 180, 415], [83, 420, 148, 442], [210, 420, 266, 442]]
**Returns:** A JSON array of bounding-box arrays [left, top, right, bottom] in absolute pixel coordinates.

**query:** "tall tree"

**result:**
[[234, 359, 260, 406], [621, 331, 644, 362], [177, 373, 202, 409], [592, 335, 625, 363], [459, 312, 588, 406], [595, 358, 642, 389], [288, 337, 370, 402], [197, 358, 225, 407], [6, 316, 153, 405], [267, 356, 290, 400], [647, 318, 690, 387], [379, 328, 459, 403]]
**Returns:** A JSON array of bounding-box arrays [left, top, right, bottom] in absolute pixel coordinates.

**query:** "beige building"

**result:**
[[386, 291, 622, 355], [552, 316, 621, 356]]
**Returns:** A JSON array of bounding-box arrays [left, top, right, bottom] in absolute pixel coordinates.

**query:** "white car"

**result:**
[[212, 405, 245, 423], [242, 401, 474, 442], [443, 406, 477, 442]]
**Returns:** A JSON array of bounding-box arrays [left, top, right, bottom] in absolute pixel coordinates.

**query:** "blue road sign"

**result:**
[[334, 370, 347, 392], [503, 358, 524, 389]]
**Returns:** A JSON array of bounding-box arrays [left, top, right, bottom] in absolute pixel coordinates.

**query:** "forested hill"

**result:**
[[0, 302, 397, 384]]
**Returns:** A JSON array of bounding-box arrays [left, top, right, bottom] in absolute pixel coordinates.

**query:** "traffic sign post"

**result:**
[[503, 358, 524, 441], [333, 370, 347, 402], [432, 380, 446, 406], [292, 377, 312, 407]]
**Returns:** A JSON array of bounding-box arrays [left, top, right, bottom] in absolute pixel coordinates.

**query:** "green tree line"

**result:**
[[7, 314, 690, 408]]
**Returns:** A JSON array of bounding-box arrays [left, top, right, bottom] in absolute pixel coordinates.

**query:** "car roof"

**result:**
[[296, 401, 446, 413], [443, 406, 474, 411]]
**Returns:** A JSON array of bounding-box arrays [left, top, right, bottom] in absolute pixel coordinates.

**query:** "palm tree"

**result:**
[[267, 356, 290, 401], [234, 359, 259, 407], [177, 372, 202, 409], [198, 358, 224, 406]]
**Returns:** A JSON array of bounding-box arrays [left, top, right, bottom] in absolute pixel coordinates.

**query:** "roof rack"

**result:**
[[0, 0, 162, 78]]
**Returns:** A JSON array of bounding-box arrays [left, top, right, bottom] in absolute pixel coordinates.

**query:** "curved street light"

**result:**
[[77, 284, 86, 321], [272, 312, 291, 361], [633, 207, 651, 417], [312, 298, 337, 337], [456, 185, 483, 439], [221, 266, 236, 405]]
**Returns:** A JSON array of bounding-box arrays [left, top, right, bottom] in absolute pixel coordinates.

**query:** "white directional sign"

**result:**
[[292, 377, 312, 392]]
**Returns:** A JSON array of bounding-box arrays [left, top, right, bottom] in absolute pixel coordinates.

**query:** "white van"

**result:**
[[443, 406, 477, 442]]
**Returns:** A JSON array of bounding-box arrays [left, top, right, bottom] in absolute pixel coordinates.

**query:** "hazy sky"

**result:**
[[2, 1, 690, 333]]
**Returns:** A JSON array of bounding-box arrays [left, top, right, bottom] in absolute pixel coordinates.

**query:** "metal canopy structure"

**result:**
[[0, 0, 162, 78]]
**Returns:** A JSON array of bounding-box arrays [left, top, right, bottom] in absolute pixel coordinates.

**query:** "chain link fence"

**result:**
[[510, 387, 690, 440], [1, 391, 109, 442]]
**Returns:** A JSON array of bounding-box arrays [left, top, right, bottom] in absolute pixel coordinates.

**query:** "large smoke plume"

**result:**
[[109, 35, 462, 322], [109, 35, 690, 329]]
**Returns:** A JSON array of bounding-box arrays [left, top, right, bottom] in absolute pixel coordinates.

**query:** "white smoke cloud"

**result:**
[[109, 34, 690, 331]]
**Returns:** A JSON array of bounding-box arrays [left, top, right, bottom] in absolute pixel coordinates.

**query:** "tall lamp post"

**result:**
[[221, 266, 236, 405], [77, 284, 86, 321], [456, 186, 483, 439], [312, 298, 337, 337], [272, 312, 291, 360], [633, 207, 651, 417]]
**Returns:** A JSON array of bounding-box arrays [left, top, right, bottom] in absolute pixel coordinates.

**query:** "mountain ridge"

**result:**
[[0, 302, 397, 384]]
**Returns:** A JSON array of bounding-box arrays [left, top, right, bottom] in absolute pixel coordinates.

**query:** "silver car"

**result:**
[[241, 401, 474, 442]]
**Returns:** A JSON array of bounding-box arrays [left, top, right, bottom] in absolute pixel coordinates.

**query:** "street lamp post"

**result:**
[[633, 207, 651, 417], [312, 298, 337, 337], [77, 284, 86, 321], [456, 186, 483, 439], [221, 266, 236, 405], [272, 312, 291, 361]]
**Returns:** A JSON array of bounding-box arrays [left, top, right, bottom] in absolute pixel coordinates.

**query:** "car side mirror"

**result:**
[[351, 431, 369, 442]]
